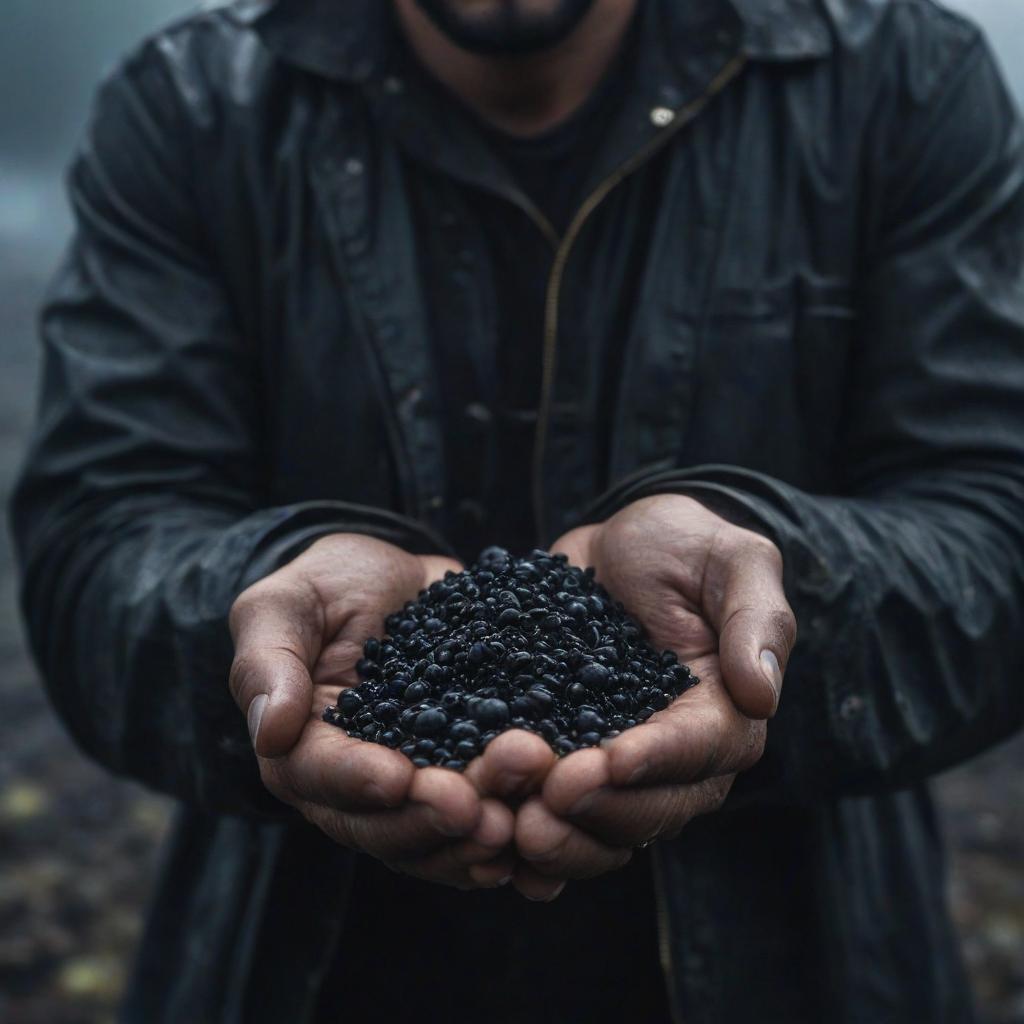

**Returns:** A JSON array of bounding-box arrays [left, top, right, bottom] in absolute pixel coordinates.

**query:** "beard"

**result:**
[[412, 0, 599, 56]]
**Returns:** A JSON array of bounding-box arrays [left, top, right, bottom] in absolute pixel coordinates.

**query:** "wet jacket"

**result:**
[[10, 0, 1024, 1020]]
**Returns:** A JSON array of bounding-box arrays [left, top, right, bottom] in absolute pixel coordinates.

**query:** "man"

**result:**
[[10, 0, 1024, 1020]]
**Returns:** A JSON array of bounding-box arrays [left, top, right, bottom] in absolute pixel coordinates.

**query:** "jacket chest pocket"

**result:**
[[684, 275, 856, 483]]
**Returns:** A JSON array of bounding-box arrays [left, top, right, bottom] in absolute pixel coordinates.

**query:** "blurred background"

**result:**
[[1, 1, 1022, 1022]]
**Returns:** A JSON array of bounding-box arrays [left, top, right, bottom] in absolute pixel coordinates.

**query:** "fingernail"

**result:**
[[628, 762, 649, 785], [527, 882, 566, 903], [568, 790, 600, 816], [247, 694, 268, 748], [760, 650, 783, 706], [426, 807, 466, 838], [500, 772, 529, 795]]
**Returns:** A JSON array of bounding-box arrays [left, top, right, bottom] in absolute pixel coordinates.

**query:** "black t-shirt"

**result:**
[[413, 21, 640, 560]]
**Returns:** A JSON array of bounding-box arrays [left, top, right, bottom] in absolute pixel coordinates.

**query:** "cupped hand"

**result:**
[[229, 534, 516, 889], [506, 495, 797, 896]]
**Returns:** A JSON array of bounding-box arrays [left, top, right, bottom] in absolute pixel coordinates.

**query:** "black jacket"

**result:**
[[11, 0, 1024, 1020]]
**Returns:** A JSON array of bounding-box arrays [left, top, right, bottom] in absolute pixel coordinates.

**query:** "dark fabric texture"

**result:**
[[8, 0, 1024, 1021], [318, 850, 670, 1024], [341, 28, 670, 1018]]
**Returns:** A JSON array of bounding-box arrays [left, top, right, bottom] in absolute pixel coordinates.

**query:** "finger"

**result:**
[[512, 864, 567, 902], [465, 729, 556, 802], [264, 722, 414, 810], [467, 854, 519, 888], [702, 533, 797, 718], [538, 746, 610, 818], [600, 676, 766, 789], [229, 579, 322, 757], [408, 765, 483, 838], [390, 846, 518, 891], [323, 769, 481, 862], [397, 799, 519, 889], [551, 777, 734, 847], [450, 798, 516, 866], [515, 796, 632, 880]]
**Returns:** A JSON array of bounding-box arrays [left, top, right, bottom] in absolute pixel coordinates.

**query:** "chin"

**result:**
[[413, 0, 599, 56]]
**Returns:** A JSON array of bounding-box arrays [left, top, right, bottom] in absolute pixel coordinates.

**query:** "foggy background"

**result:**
[[1, 2, 1022, 1022]]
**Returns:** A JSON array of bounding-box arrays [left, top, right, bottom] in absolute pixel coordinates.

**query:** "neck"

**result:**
[[393, 0, 639, 137]]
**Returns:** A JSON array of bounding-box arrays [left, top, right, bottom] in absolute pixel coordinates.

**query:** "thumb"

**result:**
[[420, 555, 464, 584], [228, 579, 322, 758], [550, 524, 600, 568], [705, 535, 797, 719]]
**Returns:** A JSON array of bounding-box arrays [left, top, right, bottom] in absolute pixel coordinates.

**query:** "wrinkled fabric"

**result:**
[[9, 0, 1024, 1021]]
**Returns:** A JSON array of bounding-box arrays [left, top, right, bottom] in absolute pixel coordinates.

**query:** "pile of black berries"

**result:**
[[323, 547, 698, 771]]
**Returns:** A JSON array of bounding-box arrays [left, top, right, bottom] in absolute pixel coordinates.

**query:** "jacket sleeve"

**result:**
[[8, 50, 451, 816], [589, 37, 1024, 802]]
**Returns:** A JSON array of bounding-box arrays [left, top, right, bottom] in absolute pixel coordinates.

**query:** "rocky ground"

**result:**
[[0, 242, 1021, 1024]]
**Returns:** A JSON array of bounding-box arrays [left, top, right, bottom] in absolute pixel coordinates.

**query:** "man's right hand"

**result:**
[[229, 534, 516, 890]]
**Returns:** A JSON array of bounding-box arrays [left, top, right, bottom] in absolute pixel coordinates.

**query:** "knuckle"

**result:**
[[228, 653, 259, 703], [745, 531, 783, 569], [738, 721, 767, 771]]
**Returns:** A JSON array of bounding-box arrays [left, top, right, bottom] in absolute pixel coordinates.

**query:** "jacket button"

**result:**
[[650, 107, 675, 127], [465, 403, 492, 425], [344, 157, 365, 176], [839, 694, 864, 721]]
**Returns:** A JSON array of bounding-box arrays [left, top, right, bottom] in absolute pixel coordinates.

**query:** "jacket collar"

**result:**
[[225, 0, 833, 84]]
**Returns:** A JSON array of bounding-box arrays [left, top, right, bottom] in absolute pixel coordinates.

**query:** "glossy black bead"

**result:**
[[355, 657, 381, 679], [373, 700, 400, 723], [440, 691, 465, 711], [566, 601, 588, 622], [449, 720, 480, 742], [338, 689, 363, 715], [414, 708, 448, 737], [578, 663, 610, 691], [510, 697, 537, 719], [404, 680, 431, 703], [567, 682, 589, 706], [423, 663, 446, 685], [526, 686, 554, 713], [575, 709, 607, 734], [469, 698, 510, 730], [455, 740, 478, 761]]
